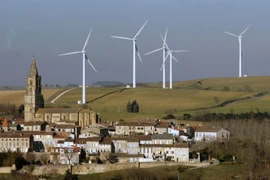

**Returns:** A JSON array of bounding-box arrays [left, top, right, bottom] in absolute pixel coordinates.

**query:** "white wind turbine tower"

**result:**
[[160, 34, 188, 89], [223, 24, 251, 77], [145, 28, 168, 89], [59, 29, 97, 104], [111, 21, 148, 88]]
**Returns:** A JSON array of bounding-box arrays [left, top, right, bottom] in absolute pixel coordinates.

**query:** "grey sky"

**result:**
[[0, 0, 270, 86]]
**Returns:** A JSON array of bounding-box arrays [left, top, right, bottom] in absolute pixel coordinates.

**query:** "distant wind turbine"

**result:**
[[111, 21, 148, 88], [160, 34, 188, 89], [223, 24, 251, 77], [145, 29, 168, 89], [59, 28, 97, 104]]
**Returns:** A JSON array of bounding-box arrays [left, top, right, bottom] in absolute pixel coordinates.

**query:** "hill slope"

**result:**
[[55, 87, 257, 121], [2, 76, 270, 121]]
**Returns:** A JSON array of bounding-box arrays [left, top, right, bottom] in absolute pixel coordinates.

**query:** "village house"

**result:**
[[139, 144, 189, 162], [194, 126, 230, 142], [57, 139, 74, 148], [53, 124, 81, 139], [152, 134, 174, 144], [23, 121, 47, 131], [154, 123, 168, 134], [168, 127, 180, 136], [111, 137, 129, 153], [0, 132, 34, 153], [52, 132, 70, 146], [99, 138, 112, 153], [126, 138, 140, 154], [22, 131, 55, 152], [135, 135, 152, 144], [115, 122, 155, 135], [85, 137, 100, 154], [51, 146, 81, 165], [1, 119, 9, 132]]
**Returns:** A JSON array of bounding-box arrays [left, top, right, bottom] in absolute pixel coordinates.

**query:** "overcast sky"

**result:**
[[0, 0, 270, 86]]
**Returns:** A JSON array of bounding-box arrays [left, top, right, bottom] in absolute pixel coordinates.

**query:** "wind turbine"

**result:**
[[145, 29, 168, 89], [111, 21, 148, 88], [223, 24, 251, 77], [160, 34, 188, 89], [59, 28, 97, 104]]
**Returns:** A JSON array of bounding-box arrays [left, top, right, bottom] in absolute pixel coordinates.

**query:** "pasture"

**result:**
[[1, 76, 270, 121], [0, 88, 61, 106]]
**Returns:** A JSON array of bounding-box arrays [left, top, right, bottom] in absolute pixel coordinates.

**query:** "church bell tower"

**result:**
[[24, 56, 44, 121]]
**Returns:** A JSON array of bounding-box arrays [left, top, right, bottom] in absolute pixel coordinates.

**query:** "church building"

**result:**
[[24, 57, 99, 128], [24, 57, 44, 122]]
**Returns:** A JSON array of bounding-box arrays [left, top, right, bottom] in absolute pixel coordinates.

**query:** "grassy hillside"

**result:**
[[148, 76, 270, 92], [2, 76, 270, 121], [55, 87, 253, 121], [0, 88, 62, 106]]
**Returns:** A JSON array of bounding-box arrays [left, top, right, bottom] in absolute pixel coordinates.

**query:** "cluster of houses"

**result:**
[[0, 57, 231, 165], [0, 117, 230, 165]]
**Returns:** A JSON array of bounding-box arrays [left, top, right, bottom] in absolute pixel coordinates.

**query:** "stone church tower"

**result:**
[[24, 57, 44, 121]]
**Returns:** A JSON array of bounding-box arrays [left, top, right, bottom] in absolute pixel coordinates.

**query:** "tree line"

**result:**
[[0, 103, 24, 118], [126, 100, 139, 113]]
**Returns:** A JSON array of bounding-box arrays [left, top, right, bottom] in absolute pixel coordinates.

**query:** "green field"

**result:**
[[52, 76, 270, 121], [1, 76, 270, 121]]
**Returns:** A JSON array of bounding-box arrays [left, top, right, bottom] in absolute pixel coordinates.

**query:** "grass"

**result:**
[[199, 163, 246, 180], [0, 88, 62, 106], [44, 164, 246, 180], [2, 76, 270, 121], [148, 76, 270, 92], [55, 87, 253, 121]]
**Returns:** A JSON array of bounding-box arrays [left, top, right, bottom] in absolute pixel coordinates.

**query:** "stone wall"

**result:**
[[28, 161, 209, 176]]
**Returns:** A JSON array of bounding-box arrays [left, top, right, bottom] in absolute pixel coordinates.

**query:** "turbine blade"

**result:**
[[240, 24, 251, 36], [85, 55, 97, 72], [159, 33, 165, 42], [159, 33, 170, 50], [135, 44, 142, 62], [134, 20, 148, 39], [59, 51, 82, 56], [172, 56, 179, 62], [145, 47, 163, 56], [83, 28, 92, 51], [111, 36, 133, 41], [223, 31, 238, 37], [160, 64, 163, 71], [164, 28, 168, 42]]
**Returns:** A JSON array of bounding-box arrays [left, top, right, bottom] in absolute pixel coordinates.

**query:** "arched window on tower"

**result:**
[[29, 79, 32, 86]]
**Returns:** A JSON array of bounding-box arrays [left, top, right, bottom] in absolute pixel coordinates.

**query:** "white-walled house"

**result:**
[[194, 127, 230, 142], [139, 144, 189, 162], [168, 127, 179, 136]]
